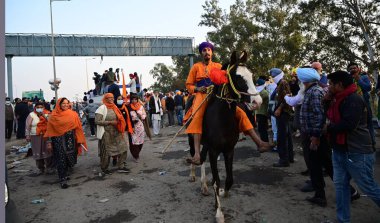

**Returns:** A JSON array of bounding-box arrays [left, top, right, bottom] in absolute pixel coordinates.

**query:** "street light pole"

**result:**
[[49, 0, 58, 102], [49, 0, 70, 102], [85, 58, 96, 91]]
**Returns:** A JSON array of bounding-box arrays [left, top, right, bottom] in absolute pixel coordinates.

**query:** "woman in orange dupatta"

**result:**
[[127, 93, 147, 162], [44, 98, 87, 189], [25, 102, 52, 175], [95, 93, 129, 175]]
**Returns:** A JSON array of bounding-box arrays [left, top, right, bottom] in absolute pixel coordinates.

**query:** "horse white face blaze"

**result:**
[[236, 66, 262, 106]]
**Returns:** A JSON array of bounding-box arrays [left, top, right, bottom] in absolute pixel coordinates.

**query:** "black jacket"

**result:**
[[166, 97, 175, 111], [174, 95, 184, 107], [327, 92, 373, 153]]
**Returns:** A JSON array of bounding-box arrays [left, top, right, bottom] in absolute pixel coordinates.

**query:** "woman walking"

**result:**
[[26, 102, 53, 175], [95, 93, 129, 175], [128, 94, 147, 162], [44, 98, 87, 189]]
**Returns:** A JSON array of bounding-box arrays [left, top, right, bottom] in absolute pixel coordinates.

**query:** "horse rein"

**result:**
[[216, 64, 259, 101]]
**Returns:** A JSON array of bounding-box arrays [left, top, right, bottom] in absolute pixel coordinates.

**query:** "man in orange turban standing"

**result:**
[[185, 42, 270, 165]]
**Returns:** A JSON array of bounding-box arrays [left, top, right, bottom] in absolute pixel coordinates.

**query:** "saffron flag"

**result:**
[[122, 69, 128, 99]]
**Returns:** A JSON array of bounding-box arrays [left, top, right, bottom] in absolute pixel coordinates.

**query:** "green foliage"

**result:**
[[298, 0, 379, 74], [149, 62, 190, 93], [195, 0, 379, 76], [149, 63, 175, 93], [199, 0, 307, 76]]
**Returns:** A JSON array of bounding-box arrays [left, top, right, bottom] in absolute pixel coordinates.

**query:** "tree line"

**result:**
[[150, 0, 379, 92]]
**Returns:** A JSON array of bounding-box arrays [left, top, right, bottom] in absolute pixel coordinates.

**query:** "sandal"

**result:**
[[60, 181, 69, 189]]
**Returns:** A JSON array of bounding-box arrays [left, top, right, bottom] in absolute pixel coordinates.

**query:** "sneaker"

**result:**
[[60, 180, 69, 189], [306, 196, 327, 207], [117, 167, 130, 173], [102, 169, 112, 175], [351, 190, 360, 202], [301, 182, 315, 192]]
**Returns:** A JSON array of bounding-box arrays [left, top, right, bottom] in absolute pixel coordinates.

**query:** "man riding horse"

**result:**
[[184, 42, 271, 165]]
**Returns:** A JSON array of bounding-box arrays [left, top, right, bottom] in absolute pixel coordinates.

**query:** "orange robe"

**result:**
[[184, 62, 253, 134]]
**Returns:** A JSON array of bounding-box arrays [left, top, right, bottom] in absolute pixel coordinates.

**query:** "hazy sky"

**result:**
[[5, 0, 232, 101]]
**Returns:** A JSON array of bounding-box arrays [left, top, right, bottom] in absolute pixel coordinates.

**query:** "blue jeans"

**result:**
[[176, 106, 183, 126], [333, 150, 380, 223]]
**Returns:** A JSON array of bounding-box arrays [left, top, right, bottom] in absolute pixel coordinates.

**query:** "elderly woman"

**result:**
[[26, 102, 52, 175], [45, 98, 87, 189], [128, 94, 147, 162], [95, 93, 129, 175]]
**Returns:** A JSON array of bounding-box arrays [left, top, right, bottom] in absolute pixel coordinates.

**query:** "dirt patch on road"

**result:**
[[111, 181, 137, 193], [141, 168, 159, 174], [234, 146, 261, 160], [234, 166, 285, 185], [89, 209, 136, 223], [161, 150, 187, 160]]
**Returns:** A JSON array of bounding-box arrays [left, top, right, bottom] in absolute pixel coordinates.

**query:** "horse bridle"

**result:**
[[226, 64, 259, 97], [215, 64, 259, 105]]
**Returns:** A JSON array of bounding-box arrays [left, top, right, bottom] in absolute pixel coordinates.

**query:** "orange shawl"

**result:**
[[102, 93, 126, 133], [36, 109, 50, 135], [119, 104, 133, 134], [130, 101, 142, 111], [44, 98, 88, 155]]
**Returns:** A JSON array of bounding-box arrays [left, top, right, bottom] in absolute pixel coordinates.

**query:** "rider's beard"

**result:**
[[203, 55, 211, 63]]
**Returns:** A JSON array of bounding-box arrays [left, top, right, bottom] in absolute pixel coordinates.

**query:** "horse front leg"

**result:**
[[209, 149, 220, 209], [213, 183, 225, 223], [223, 149, 234, 198]]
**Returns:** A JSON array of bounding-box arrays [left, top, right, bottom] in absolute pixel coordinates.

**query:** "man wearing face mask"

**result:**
[[5, 97, 15, 139], [84, 99, 99, 137], [25, 102, 53, 175]]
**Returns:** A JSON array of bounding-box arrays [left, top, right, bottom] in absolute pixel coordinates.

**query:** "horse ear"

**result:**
[[230, 51, 238, 65], [239, 50, 248, 63], [221, 63, 229, 70]]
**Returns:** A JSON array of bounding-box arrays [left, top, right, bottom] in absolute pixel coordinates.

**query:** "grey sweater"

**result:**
[[84, 103, 99, 119]]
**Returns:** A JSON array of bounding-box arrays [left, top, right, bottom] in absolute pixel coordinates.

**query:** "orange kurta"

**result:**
[[185, 62, 221, 134], [185, 61, 254, 134], [235, 106, 253, 132]]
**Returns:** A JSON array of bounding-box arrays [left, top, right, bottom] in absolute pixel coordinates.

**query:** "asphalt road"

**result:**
[[5, 126, 380, 223]]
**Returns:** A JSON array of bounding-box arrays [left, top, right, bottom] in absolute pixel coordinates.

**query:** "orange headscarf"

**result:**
[[102, 93, 126, 133], [36, 108, 50, 135], [130, 96, 142, 111], [44, 98, 88, 155]]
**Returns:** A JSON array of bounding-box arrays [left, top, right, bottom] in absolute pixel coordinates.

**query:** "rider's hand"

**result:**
[[196, 86, 207, 93]]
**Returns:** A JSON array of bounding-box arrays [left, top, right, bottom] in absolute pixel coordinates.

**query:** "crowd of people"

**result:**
[[183, 41, 380, 223], [4, 41, 380, 222], [4, 73, 189, 189]]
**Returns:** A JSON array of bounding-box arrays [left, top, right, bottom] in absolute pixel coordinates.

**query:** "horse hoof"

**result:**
[[188, 176, 196, 182], [201, 188, 210, 196]]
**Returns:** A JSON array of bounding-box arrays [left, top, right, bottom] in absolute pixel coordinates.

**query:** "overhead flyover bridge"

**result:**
[[5, 33, 195, 99]]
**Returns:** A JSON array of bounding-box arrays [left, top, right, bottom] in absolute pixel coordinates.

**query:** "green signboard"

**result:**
[[22, 90, 44, 100]]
